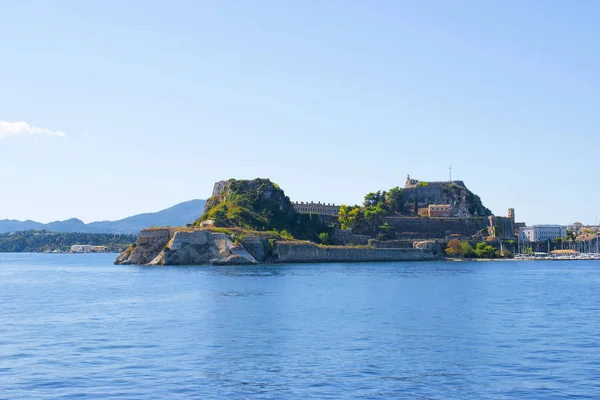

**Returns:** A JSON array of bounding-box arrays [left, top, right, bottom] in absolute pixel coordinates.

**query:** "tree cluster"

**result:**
[[0, 230, 137, 253], [445, 239, 512, 259], [338, 187, 405, 237]]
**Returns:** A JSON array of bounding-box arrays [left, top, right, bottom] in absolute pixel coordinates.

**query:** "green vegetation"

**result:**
[[196, 178, 331, 242], [460, 241, 475, 257], [445, 239, 476, 258], [474, 242, 497, 258], [445, 239, 512, 259], [197, 179, 297, 231], [318, 232, 332, 245], [0, 230, 137, 253], [338, 189, 404, 238]]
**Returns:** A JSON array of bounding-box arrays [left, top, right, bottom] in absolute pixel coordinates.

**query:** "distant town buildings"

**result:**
[[519, 225, 567, 242], [293, 201, 340, 216], [70, 245, 107, 253]]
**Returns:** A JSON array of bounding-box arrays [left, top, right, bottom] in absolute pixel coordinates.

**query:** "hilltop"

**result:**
[[195, 178, 330, 242]]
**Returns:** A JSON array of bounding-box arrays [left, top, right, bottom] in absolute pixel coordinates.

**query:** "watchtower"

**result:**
[[508, 208, 515, 224]]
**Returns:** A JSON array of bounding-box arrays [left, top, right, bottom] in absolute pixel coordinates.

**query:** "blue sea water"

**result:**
[[1, 254, 600, 399]]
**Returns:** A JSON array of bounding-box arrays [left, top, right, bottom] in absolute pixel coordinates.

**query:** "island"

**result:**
[[115, 177, 521, 266]]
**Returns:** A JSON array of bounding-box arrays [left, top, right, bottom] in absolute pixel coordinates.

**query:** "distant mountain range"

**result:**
[[0, 199, 206, 234]]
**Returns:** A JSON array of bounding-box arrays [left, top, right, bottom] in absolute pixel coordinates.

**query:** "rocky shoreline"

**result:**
[[115, 228, 444, 266]]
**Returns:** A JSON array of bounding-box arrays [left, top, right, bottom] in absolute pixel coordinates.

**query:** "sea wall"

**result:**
[[272, 242, 441, 263], [368, 239, 416, 249]]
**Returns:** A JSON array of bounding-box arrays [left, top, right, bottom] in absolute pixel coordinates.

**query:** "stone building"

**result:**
[[293, 201, 340, 216], [428, 204, 451, 217]]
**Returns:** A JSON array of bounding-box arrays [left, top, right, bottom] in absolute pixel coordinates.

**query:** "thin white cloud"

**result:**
[[0, 121, 66, 139], [82, 132, 95, 139]]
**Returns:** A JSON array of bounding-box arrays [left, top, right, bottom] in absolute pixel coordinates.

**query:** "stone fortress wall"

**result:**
[[293, 201, 340, 216], [405, 175, 466, 189]]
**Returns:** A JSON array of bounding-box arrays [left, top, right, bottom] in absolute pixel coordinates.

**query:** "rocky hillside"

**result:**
[[196, 178, 329, 241], [404, 182, 491, 217], [114, 178, 446, 266]]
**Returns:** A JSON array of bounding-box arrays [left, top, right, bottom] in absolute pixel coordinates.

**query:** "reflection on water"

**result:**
[[1, 253, 600, 399]]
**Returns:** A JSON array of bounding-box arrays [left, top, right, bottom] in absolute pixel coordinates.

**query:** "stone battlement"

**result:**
[[405, 175, 465, 189], [293, 201, 340, 216]]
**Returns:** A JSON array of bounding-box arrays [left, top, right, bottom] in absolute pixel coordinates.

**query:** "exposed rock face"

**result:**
[[413, 240, 444, 257], [115, 228, 257, 266], [162, 230, 257, 265], [240, 236, 271, 262], [404, 182, 491, 217], [115, 228, 172, 265]]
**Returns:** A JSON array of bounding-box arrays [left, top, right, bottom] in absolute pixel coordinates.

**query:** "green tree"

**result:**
[[363, 192, 379, 207], [475, 242, 496, 258], [460, 241, 475, 258], [318, 232, 331, 245], [339, 205, 365, 231], [386, 187, 404, 213]]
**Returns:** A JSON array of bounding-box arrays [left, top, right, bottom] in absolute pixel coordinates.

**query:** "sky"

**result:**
[[1, 0, 600, 225]]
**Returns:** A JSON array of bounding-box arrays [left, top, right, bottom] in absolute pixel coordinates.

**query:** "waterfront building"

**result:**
[[519, 225, 567, 242], [71, 244, 93, 253], [293, 201, 340, 216]]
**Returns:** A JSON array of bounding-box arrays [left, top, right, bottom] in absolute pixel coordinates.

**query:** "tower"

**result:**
[[508, 208, 515, 224]]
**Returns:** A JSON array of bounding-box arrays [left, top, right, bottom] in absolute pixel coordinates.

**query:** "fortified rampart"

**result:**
[[405, 175, 466, 189], [272, 242, 441, 263], [384, 217, 491, 239]]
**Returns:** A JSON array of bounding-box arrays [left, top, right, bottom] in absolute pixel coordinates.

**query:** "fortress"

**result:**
[[293, 201, 340, 216], [405, 175, 465, 189]]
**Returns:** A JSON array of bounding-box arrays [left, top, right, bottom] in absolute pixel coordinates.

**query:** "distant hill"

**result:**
[[0, 199, 206, 234]]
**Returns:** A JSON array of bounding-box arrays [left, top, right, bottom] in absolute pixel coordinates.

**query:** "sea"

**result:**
[[1, 253, 600, 399]]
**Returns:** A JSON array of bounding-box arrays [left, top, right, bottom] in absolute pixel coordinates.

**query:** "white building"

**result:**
[[519, 225, 567, 242], [71, 244, 93, 253]]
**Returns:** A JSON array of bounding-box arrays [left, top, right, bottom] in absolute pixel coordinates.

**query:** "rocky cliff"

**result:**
[[115, 228, 258, 266], [115, 228, 443, 266], [404, 182, 491, 217]]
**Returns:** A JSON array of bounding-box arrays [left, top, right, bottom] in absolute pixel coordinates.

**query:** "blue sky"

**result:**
[[1, 0, 600, 225]]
